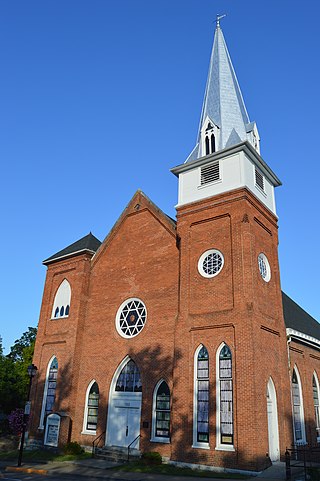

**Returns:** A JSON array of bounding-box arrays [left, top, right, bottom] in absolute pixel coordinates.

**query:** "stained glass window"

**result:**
[[115, 360, 142, 392], [312, 376, 320, 439], [155, 381, 170, 438], [197, 346, 209, 443], [86, 382, 99, 431], [45, 357, 58, 416], [116, 299, 147, 338], [219, 345, 233, 445], [292, 369, 303, 442]]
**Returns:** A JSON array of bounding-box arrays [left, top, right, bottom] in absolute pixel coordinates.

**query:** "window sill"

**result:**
[[295, 441, 307, 446], [215, 445, 235, 452], [81, 430, 97, 436], [198, 179, 222, 190], [255, 184, 267, 198], [150, 437, 170, 444], [192, 443, 210, 450], [51, 315, 69, 320]]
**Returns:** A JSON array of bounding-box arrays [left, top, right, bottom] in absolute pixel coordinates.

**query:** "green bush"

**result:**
[[141, 451, 162, 465], [63, 441, 84, 455], [307, 468, 320, 481]]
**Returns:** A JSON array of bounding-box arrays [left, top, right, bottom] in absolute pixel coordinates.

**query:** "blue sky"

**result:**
[[1, 0, 319, 353]]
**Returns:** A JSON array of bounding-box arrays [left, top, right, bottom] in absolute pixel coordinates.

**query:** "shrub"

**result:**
[[141, 451, 162, 465], [8, 408, 24, 435], [63, 441, 84, 455]]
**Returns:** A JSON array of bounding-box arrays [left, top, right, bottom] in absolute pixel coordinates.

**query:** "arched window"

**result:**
[[115, 359, 142, 392], [211, 133, 216, 153], [151, 380, 170, 442], [83, 381, 100, 434], [217, 344, 233, 448], [312, 374, 320, 441], [39, 356, 58, 429], [51, 279, 71, 319], [194, 345, 209, 446], [292, 367, 306, 445]]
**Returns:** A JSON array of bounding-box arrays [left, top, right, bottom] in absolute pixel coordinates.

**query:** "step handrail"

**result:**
[[92, 430, 106, 458], [127, 434, 141, 462]]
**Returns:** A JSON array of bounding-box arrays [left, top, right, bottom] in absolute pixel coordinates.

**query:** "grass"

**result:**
[[113, 461, 249, 479], [0, 449, 91, 463]]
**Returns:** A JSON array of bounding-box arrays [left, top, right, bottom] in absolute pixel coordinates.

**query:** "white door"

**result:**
[[108, 405, 140, 447], [267, 378, 280, 462]]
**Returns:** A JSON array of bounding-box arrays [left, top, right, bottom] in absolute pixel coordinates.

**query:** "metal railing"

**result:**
[[285, 445, 320, 481], [127, 434, 141, 462], [91, 431, 106, 458]]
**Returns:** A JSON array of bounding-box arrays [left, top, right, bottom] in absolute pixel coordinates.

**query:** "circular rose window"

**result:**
[[258, 253, 271, 282], [198, 249, 224, 278], [116, 298, 147, 338]]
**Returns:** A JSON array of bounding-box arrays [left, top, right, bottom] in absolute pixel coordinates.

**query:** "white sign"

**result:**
[[44, 414, 60, 447]]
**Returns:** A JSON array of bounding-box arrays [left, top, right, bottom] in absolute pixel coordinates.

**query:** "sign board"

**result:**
[[44, 414, 60, 447], [24, 401, 31, 415]]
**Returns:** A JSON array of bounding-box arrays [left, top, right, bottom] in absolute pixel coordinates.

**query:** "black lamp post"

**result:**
[[17, 363, 37, 467]]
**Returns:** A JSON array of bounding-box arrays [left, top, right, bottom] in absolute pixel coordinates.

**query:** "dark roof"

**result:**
[[282, 291, 320, 341], [43, 233, 102, 265]]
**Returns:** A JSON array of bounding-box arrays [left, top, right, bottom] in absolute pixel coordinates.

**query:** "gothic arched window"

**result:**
[[39, 356, 58, 428], [292, 367, 306, 444], [217, 344, 233, 447], [115, 359, 142, 392], [51, 279, 71, 319], [194, 345, 209, 445], [83, 381, 100, 433], [312, 374, 320, 441], [152, 380, 170, 441]]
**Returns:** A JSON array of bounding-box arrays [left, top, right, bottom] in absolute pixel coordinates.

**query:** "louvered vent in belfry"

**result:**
[[255, 168, 264, 191], [200, 162, 220, 186]]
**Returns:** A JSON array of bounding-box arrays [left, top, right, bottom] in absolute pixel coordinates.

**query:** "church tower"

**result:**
[[171, 18, 292, 470]]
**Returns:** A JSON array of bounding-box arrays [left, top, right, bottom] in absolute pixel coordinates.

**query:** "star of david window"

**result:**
[[116, 298, 147, 338], [198, 249, 224, 278]]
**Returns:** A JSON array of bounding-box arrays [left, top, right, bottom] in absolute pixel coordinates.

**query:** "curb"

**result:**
[[5, 466, 48, 475]]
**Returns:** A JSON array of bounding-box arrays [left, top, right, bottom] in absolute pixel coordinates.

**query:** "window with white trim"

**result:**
[[312, 374, 320, 440], [115, 298, 147, 338], [152, 380, 170, 441], [198, 249, 224, 278], [194, 345, 209, 445], [217, 344, 233, 446], [52, 279, 71, 319], [84, 381, 99, 433], [39, 356, 58, 428], [292, 368, 305, 444]]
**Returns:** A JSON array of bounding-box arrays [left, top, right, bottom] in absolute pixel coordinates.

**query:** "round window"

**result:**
[[258, 253, 271, 282], [116, 298, 147, 338], [198, 249, 224, 278]]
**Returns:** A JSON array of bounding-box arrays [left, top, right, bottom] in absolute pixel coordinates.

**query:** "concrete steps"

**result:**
[[93, 445, 140, 463]]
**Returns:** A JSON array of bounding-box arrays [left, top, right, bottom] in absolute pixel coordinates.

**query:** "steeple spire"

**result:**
[[186, 19, 260, 162]]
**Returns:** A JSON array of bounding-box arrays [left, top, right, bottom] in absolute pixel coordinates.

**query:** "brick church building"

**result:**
[[29, 19, 320, 472]]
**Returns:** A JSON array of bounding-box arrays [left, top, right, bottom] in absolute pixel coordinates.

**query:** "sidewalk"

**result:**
[[0, 458, 287, 481]]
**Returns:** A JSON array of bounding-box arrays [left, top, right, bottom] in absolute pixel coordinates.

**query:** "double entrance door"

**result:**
[[106, 393, 141, 448]]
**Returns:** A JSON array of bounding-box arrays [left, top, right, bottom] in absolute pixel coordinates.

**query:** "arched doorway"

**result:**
[[267, 378, 280, 462], [106, 357, 142, 448]]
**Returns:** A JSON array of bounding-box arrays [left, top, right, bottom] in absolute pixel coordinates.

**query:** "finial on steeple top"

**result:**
[[216, 13, 227, 28]]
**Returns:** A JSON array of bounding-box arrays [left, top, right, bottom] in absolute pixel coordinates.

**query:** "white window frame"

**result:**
[[151, 379, 170, 444], [39, 355, 58, 430], [258, 253, 271, 283], [200, 116, 220, 158], [216, 343, 235, 452], [82, 379, 99, 435], [291, 366, 306, 446], [312, 372, 320, 442], [51, 279, 71, 319], [192, 344, 210, 449], [198, 249, 224, 279]]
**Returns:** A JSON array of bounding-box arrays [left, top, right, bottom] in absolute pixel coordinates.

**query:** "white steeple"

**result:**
[[186, 17, 260, 163], [172, 18, 281, 215]]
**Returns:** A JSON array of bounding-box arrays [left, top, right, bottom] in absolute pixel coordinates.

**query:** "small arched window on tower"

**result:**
[[204, 122, 216, 155], [51, 279, 71, 319], [39, 356, 58, 429]]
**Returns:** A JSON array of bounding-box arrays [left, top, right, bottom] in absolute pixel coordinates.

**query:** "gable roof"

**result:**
[[43, 232, 102, 265], [282, 291, 320, 342]]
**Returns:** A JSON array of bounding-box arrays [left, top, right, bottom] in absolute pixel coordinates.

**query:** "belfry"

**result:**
[[28, 18, 320, 472]]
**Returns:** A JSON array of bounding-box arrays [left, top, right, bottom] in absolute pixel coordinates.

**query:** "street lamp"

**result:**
[[17, 363, 37, 467]]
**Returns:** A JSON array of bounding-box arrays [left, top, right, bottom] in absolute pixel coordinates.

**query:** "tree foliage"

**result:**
[[0, 327, 37, 415]]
